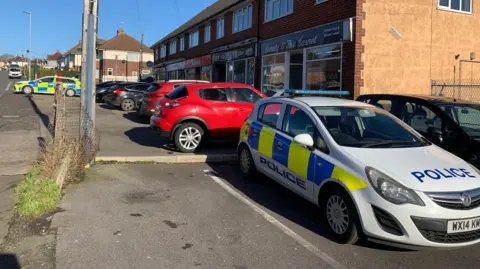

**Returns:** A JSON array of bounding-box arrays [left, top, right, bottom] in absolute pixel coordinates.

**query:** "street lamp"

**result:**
[[22, 11, 32, 80]]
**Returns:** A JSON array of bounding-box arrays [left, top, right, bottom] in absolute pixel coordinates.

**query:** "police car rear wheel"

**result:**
[[66, 89, 75, 97], [174, 123, 204, 153], [23, 86, 33, 95], [321, 187, 360, 244], [239, 145, 256, 177]]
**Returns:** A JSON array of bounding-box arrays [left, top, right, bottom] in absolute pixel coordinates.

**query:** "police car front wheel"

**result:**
[[239, 145, 257, 177], [320, 186, 361, 244], [65, 89, 75, 97], [22, 86, 33, 95]]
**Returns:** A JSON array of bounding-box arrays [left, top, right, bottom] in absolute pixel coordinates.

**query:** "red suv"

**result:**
[[138, 80, 209, 116], [150, 83, 266, 152]]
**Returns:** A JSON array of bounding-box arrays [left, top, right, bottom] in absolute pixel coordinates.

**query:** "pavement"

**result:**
[[52, 163, 480, 269]]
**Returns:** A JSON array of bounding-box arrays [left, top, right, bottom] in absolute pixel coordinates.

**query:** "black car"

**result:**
[[103, 82, 151, 111], [356, 94, 480, 167], [96, 81, 123, 102]]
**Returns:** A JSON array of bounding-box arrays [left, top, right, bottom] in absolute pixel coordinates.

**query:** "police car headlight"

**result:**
[[366, 167, 425, 206]]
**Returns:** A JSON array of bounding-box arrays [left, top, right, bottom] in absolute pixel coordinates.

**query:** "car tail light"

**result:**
[[113, 89, 125, 95], [165, 102, 180, 108]]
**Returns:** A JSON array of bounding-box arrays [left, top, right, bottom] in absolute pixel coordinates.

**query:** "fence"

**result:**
[[431, 79, 480, 103]]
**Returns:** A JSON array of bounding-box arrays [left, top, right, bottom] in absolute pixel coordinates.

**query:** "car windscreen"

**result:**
[[439, 103, 480, 138], [165, 85, 188, 99], [146, 83, 162, 93], [313, 106, 429, 148], [9, 68, 20, 72]]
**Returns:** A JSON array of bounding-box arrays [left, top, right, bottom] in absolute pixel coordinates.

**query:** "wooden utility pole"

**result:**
[[139, 32, 143, 81], [80, 0, 89, 133]]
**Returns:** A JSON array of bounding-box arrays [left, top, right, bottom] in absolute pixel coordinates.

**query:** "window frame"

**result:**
[[438, 0, 473, 14], [180, 36, 185, 51], [189, 30, 199, 48], [217, 17, 225, 39], [205, 23, 211, 43], [264, 0, 294, 23], [233, 5, 253, 33], [169, 39, 177, 54], [160, 45, 167, 58]]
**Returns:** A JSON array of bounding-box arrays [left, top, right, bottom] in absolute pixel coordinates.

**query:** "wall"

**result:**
[[361, 0, 480, 96]]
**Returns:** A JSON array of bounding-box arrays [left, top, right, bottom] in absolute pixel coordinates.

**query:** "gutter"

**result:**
[[150, 0, 247, 49]]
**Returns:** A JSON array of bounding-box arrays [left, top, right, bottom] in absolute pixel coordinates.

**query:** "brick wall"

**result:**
[[155, 1, 259, 64]]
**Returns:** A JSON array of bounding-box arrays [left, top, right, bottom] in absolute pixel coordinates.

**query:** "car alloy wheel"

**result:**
[[121, 99, 135, 111], [326, 195, 350, 235], [66, 89, 75, 97], [179, 127, 201, 150], [23, 86, 33, 94]]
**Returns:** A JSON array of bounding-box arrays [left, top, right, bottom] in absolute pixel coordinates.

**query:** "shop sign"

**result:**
[[261, 20, 351, 55], [213, 45, 255, 62], [185, 55, 212, 68], [165, 61, 185, 71]]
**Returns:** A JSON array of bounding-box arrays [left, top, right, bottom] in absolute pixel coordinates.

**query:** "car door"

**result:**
[[249, 102, 283, 178], [196, 87, 236, 136], [228, 87, 264, 129], [37, 77, 54, 93], [271, 104, 323, 199]]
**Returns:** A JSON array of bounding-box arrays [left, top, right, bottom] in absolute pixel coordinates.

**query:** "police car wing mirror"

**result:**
[[293, 134, 314, 148]]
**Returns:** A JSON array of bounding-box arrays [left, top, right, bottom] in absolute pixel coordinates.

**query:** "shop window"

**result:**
[[246, 58, 255, 85], [205, 23, 211, 43], [233, 5, 253, 33], [262, 53, 286, 94], [189, 31, 199, 48], [217, 17, 225, 39], [265, 0, 293, 22], [201, 66, 211, 81], [180, 36, 185, 51], [197, 88, 228, 101], [306, 45, 342, 91], [289, 51, 303, 90], [233, 60, 246, 83], [186, 68, 196, 80], [170, 40, 177, 54], [439, 0, 471, 13]]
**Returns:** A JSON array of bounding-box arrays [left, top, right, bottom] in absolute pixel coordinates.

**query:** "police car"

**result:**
[[237, 91, 480, 248], [13, 76, 81, 97]]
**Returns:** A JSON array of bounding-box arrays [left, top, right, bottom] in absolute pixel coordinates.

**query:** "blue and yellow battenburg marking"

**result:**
[[241, 120, 368, 191]]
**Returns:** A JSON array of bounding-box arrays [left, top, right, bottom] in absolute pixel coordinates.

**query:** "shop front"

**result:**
[[184, 55, 212, 81], [212, 40, 256, 86], [166, 61, 186, 80], [260, 19, 352, 96]]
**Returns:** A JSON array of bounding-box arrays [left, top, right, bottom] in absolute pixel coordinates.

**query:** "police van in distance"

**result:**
[[237, 90, 480, 248]]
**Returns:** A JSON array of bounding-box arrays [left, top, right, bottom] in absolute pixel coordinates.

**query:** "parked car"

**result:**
[[356, 94, 480, 167], [150, 83, 266, 152], [103, 82, 151, 111], [96, 81, 123, 102], [138, 80, 209, 116], [13, 76, 81, 96], [237, 95, 480, 248]]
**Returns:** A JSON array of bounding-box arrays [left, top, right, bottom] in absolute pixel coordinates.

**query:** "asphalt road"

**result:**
[[53, 163, 480, 269]]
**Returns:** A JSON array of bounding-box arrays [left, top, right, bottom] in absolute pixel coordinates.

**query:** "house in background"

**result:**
[[46, 50, 62, 69], [97, 29, 153, 82], [61, 41, 82, 71]]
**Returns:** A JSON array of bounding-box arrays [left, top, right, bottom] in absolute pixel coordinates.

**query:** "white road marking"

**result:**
[[204, 170, 348, 269], [0, 82, 12, 99]]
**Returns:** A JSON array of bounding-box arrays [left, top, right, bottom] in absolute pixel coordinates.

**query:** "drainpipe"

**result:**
[[256, 0, 261, 90]]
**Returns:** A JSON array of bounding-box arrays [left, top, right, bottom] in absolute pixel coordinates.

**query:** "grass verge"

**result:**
[[15, 167, 61, 217]]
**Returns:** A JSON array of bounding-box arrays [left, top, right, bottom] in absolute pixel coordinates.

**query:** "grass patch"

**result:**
[[15, 167, 61, 217]]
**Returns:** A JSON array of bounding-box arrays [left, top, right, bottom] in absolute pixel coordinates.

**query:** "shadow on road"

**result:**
[[123, 112, 150, 124], [26, 95, 49, 129], [0, 253, 21, 269], [206, 163, 412, 252]]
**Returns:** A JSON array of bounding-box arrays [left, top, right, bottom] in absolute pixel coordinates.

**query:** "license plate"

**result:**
[[447, 217, 480, 234]]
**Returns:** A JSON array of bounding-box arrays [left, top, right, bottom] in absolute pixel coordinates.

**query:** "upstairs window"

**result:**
[[189, 31, 199, 48], [180, 36, 185, 51], [205, 23, 211, 43], [438, 0, 472, 13], [160, 45, 166, 58], [170, 40, 177, 54], [265, 0, 293, 22], [217, 17, 225, 39], [316, 0, 328, 4], [233, 5, 253, 33]]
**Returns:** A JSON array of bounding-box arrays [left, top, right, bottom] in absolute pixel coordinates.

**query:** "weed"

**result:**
[[15, 167, 61, 217]]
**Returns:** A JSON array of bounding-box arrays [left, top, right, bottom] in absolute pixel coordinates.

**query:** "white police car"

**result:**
[[237, 94, 480, 248]]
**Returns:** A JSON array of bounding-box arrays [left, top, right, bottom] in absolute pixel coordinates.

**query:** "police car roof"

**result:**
[[279, 96, 373, 108]]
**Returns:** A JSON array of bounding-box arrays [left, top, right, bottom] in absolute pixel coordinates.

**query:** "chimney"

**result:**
[[117, 28, 125, 35]]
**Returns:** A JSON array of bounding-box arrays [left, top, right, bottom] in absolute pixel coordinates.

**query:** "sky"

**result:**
[[0, 0, 217, 58]]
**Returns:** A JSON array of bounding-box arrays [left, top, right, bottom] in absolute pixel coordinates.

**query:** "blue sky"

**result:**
[[0, 0, 216, 58]]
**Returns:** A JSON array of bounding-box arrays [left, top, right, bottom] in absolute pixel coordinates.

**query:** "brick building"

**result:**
[[152, 0, 480, 98], [98, 29, 154, 82]]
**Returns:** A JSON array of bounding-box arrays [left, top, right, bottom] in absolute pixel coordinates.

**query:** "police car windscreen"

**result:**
[[313, 106, 429, 148], [9, 68, 20, 72]]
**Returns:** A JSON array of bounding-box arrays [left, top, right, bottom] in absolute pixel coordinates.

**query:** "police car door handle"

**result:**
[[252, 128, 259, 135], [275, 142, 283, 150]]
